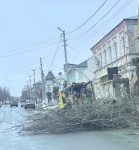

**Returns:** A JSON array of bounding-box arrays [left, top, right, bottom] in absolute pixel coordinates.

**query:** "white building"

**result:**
[[54, 72, 65, 90], [90, 16, 139, 99], [78, 57, 94, 83], [45, 71, 55, 93], [66, 61, 88, 84]]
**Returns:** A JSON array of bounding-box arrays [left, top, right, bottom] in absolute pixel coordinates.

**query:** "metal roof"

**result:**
[[77, 60, 87, 68]]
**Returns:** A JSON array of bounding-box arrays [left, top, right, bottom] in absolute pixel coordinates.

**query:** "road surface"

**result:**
[[0, 104, 138, 150]]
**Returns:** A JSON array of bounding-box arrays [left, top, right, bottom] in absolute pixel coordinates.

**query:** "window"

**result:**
[[98, 53, 102, 68], [121, 37, 126, 55], [101, 75, 109, 84], [108, 46, 112, 63], [103, 50, 107, 65], [95, 55, 100, 70], [47, 85, 51, 91], [100, 53, 102, 67], [113, 42, 118, 60]]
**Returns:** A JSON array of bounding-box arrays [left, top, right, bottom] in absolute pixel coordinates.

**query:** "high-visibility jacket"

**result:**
[[58, 93, 66, 109]]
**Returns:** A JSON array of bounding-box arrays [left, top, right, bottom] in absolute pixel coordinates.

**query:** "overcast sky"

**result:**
[[0, 0, 138, 96]]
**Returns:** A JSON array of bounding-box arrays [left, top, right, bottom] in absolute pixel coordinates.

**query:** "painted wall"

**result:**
[[79, 57, 94, 82], [91, 19, 139, 99]]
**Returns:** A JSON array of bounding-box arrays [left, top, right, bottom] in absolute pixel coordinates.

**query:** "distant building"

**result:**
[[54, 72, 65, 91], [78, 57, 94, 83], [90, 16, 139, 99], [64, 60, 88, 84], [45, 71, 55, 92]]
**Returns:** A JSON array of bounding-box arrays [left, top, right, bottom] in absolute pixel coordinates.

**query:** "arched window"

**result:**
[[113, 42, 118, 60], [108, 46, 112, 63], [103, 50, 107, 65], [121, 37, 126, 55]]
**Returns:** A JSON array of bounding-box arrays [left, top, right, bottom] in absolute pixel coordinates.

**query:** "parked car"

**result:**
[[24, 100, 35, 109], [10, 101, 18, 107], [0, 101, 2, 107], [20, 99, 27, 107], [5, 100, 10, 105]]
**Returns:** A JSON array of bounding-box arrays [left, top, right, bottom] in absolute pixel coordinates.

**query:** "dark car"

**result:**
[[10, 101, 18, 107], [24, 100, 35, 109]]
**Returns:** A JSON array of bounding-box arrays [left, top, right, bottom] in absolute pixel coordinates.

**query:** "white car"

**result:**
[[20, 99, 27, 107]]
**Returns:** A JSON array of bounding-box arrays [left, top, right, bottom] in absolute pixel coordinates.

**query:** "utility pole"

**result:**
[[40, 58, 45, 102], [31, 69, 36, 87], [57, 27, 69, 85], [26, 81, 29, 100], [31, 69, 36, 100], [28, 76, 32, 99]]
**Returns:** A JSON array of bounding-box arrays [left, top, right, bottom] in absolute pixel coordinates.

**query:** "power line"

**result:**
[[67, 45, 90, 57], [67, 0, 108, 34], [0, 36, 59, 49], [90, 0, 133, 37], [67, 0, 122, 46], [0, 42, 58, 59], [82, 0, 122, 35], [48, 34, 62, 70], [0, 38, 60, 54], [76, 0, 132, 46]]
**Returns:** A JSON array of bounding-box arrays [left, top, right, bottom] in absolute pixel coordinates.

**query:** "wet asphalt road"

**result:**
[[0, 104, 134, 150]]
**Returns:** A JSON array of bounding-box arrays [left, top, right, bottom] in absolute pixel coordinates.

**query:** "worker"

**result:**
[[73, 91, 82, 110], [58, 90, 67, 109]]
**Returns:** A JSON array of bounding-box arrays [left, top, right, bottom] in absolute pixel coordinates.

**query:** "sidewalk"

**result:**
[[36, 98, 58, 110]]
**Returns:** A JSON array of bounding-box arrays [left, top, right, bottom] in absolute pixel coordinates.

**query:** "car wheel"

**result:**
[[33, 107, 35, 109], [10, 106, 12, 107], [25, 107, 27, 109]]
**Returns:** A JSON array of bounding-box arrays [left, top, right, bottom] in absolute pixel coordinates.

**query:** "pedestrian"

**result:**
[[46, 91, 52, 104], [73, 91, 82, 110]]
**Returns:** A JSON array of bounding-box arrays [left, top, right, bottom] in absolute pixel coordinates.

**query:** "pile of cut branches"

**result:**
[[18, 98, 139, 134]]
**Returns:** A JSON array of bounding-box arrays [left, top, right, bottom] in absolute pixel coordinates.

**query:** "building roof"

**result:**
[[126, 15, 138, 20], [77, 60, 87, 68], [45, 71, 55, 81], [90, 15, 138, 50], [68, 60, 88, 72]]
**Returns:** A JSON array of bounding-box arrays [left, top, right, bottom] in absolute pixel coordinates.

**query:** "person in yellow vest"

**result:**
[[58, 91, 67, 109]]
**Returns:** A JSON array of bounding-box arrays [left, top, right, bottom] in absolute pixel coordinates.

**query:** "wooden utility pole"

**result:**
[[40, 58, 45, 101]]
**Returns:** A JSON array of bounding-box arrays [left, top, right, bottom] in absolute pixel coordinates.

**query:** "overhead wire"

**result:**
[[67, 45, 90, 57], [0, 36, 59, 49], [0, 38, 60, 54], [48, 34, 62, 70], [67, 0, 108, 34], [76, 0, 133, 46], [89, 0, 133, 37], [0, 42, 59, 59], [81, 0, 122, 36], [67, 0, 122, 46]]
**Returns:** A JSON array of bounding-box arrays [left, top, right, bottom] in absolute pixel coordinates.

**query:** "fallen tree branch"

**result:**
[[17, 98, 139, 134]]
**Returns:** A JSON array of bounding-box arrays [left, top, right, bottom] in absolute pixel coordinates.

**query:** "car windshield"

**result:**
[[0, 1, 139, 150]]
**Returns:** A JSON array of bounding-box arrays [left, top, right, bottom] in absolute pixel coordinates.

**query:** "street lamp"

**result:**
[[57, 27, 63, 32]]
